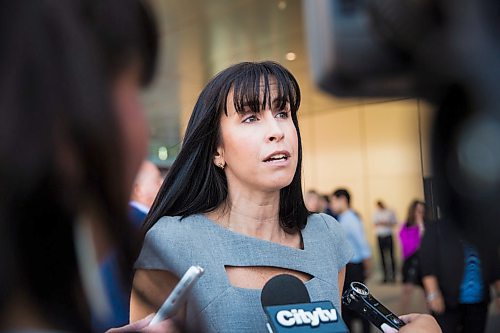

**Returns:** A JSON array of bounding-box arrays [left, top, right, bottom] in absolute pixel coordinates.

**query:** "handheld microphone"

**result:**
[[342, 281, 405, 331], [261, 274, 349, 333]]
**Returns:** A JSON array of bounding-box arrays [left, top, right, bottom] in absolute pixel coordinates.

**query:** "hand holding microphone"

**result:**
[[341, 282, 441, 333], [106, 314, 182, 333], [148, 266, 204, 326], [107, 266, 204, 333], [381, 314, 442, 333], [340, 281, 441, 333]]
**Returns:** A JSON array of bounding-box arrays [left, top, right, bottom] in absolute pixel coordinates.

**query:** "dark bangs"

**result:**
[[228, 62, 301, 115]]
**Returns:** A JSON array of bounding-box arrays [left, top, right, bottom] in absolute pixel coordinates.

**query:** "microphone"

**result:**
[[261, 273, 311, 306], [261, 274, 349, 333]]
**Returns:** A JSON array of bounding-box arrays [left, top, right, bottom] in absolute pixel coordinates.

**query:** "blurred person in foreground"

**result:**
[[130, 61, 354, 332], [0, 0, 178, 332], [420, 217, 500, 333], [398, 200, 426, 314], [97, 161, 162, 331], [129, 160, 163, 228], [373, 200, 397, 283], [331, 188, 372, 333]]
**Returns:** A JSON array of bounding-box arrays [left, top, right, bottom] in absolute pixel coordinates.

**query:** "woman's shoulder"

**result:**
[[305, 213, 347, 242], [306, 213, 353, 268], [136, 214, 210, 271], [147, 214, 200, 234], [306, 213, 341, 230], [142, 214, 208, 249]]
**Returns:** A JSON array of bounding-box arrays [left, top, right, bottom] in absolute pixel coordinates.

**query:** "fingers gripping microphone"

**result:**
[[261, 274, 349, 333]]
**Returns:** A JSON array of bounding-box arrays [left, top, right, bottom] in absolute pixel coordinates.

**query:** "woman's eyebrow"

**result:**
[[272, 97, 289, 108], [235, 100, 262, 111], [235, 104, 258, 114]]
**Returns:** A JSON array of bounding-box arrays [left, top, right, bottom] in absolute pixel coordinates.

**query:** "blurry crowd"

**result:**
[[305, 188, 500, 333]]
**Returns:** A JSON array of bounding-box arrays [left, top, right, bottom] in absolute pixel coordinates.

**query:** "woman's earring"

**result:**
[[217, 162, 225, 169]]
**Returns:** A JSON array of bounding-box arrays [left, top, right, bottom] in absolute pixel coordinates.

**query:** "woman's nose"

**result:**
[[266, 118, 285, 142]]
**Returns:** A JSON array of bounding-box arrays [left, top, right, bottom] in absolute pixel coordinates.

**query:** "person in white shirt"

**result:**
[[373, 200, 398, 283]]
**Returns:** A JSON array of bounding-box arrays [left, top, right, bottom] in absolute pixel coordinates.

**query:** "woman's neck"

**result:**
[[208, 188, 286, 241]]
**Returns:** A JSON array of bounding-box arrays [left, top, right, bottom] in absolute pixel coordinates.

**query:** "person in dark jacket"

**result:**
[[129, 160, 163, 228], [419, 218, 500, 333]]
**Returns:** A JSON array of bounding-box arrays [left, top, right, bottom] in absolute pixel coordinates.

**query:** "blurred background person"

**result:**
[[322, 194, 336, 218], [398, 200, 426, 314], [420, 218, 500, 333], [331, 188, 372, 333], [304, 189, 323, 213], [0, 0, 178, 331], [373, 200, 397, 284], [305, 190, 336, 217], [129, 160, 163, 228]]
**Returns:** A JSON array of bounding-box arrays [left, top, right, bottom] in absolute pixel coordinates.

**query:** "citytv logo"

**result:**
[[276, 307, 338, 327], [264, 301, 347, 331]]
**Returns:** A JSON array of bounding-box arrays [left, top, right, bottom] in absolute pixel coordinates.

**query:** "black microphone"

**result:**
[[260, 274, 349, 333], [261, 274, 311, 306]]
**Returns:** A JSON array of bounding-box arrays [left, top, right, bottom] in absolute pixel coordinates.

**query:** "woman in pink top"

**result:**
[[399, 200, 426, 313]]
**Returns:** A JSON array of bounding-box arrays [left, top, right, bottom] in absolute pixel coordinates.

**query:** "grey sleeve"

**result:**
[[319, 214, 354, 270], [134, 216, 185, 272]]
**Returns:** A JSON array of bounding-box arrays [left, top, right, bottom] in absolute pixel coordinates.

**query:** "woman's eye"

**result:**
[[243, 115, 258, 123], [276, 110, 290, 119]]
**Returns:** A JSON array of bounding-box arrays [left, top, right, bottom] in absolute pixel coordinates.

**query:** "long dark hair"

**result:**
[[405, 200, 426, 227], [144, 61, 310, 233], [0, 0, 157, 331]]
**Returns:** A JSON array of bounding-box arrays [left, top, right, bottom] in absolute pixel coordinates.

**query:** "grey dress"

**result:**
[[135, 213, 353, 332]]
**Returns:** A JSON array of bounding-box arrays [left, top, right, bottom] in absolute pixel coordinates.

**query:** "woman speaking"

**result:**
[[130, 61, 441, 333], [130, 61, 353, 332]]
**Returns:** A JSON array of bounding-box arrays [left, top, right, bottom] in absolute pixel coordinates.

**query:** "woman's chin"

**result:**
[[258, 177, 295, 192]]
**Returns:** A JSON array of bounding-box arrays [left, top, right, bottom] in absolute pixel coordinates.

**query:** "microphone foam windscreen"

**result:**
[[261, 274, 311, 308]]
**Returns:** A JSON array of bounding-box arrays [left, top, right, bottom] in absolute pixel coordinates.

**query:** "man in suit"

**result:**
[[129, 160, 163, 227]]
